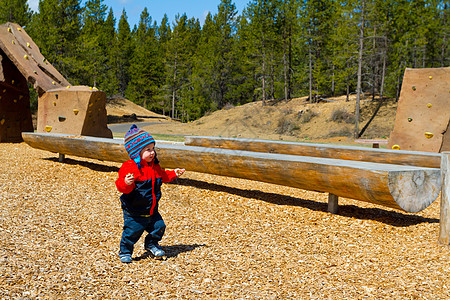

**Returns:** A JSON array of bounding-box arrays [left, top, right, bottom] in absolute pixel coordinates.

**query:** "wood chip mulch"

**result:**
[[0, 143, 449, 299]]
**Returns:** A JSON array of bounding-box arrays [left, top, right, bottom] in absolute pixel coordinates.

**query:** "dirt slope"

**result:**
[[124, 95, 397, 143]]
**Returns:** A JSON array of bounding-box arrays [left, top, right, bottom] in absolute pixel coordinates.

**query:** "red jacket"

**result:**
[[115, 159, 177, 215]]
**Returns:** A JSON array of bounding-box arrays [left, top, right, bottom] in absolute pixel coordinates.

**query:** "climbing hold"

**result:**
[[52, 81, 55, 85], [24, 55, 29, 60], [11, 80, 14, 84], [88, 103, 93, 107], [429, 76, 432, 80], [2, 89, 5, 93], [44, 125, 52, 132], [412, 86, 416, 91], [17, 27, 21, 31], [66, 86, 70, 89], [89, 87, 93, 90], [427, 103, 432, 108], [19, 95, 23, 100], [0, 119, 5, 125], [11, 40, 14, 45], [93, 87, 98, 90], [425, 132, 434, 139], [43, 58, 46, 62], [53, 101, 56, 106], [7, 28, 11, 33], [55, 94, 58, 99], [392, 145, 400, 150], [73, 109, 79, 115], [13, 99, 17, 103], [58, 116, 66, 122], [26, 42, 31, 48], [33, 70, 37, 74]]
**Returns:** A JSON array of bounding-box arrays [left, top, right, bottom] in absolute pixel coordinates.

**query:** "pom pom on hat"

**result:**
[[124, 124, 155, 168]]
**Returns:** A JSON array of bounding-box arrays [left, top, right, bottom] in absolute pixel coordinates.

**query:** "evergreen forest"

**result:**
[[0, 0, 448, 122]]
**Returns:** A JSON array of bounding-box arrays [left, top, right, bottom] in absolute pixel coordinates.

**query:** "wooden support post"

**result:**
[[439, 152, 450, 245], [328, 193, 339, 214], [58, 153, 65, 162]]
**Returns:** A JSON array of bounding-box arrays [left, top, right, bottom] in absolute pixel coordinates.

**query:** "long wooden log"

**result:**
[[22, 132, 441, 213], [185, 136, 441, 168]]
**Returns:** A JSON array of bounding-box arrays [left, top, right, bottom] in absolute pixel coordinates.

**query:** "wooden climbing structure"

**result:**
[[388, 67, 450, 153], [0, 22, 111, 142]]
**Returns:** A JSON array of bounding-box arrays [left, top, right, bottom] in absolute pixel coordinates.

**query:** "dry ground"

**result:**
[[1, 142, 449, 299], [112, 95, 397, 143]]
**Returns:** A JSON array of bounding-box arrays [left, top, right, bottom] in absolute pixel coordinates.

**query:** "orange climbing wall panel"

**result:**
[[388, 67, 450, 153], [37, 86, 112, 138]]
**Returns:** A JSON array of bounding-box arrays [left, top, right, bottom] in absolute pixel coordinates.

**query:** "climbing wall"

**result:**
[[0, 22, 112, 140], [37, 86, 112, 138], [0, 49, 33, 142], [388, 67, 450, 153], [0, 23, 70, 96]]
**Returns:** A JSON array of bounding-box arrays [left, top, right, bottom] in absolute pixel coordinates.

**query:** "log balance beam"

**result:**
[[185, 136, 442, 215], [22, 132, 440, 215]]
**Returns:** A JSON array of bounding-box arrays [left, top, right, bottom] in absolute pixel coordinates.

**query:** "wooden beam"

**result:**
[[22, 133, 441, 213], [185, 136, 441, 168], [439, 152, 450, 245]]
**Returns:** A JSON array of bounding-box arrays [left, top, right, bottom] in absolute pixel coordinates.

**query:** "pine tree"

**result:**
[[116, 9, 133, 97], [126, 8, 164, 110], [29, 0, 83, 83], [0, 0, 32, 27], [79, 0, 108, 87]]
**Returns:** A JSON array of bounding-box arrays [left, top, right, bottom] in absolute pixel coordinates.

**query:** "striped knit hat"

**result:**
[[124, 124, 155, 168]]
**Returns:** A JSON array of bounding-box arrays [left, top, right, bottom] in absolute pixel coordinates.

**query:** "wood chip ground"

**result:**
[[0, 143, 449, 299]]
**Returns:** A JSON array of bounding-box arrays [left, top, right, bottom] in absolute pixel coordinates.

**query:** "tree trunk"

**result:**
[[308, 27, 313, 103], [355, 0, 365, 138], [380, 36, 387, 99]]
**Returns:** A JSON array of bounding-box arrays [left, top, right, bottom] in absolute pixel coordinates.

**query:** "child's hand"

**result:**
[[175, 169, 185, 177], [124, 173, 135, 185]]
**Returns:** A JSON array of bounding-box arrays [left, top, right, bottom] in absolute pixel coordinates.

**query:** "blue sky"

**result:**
[[27, 0, 250, 27]]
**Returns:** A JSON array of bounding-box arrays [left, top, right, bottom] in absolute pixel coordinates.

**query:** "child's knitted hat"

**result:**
[[124, 124, 155, 168]]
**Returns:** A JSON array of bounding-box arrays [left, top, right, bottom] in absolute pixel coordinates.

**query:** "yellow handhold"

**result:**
[[66, 86, 70, 89], [13, 99, 17, 103], [425, 132, 434, 139], [11, 80, 14, 84], [17, 27, 21, 31], [392, 145, 400, 150], [2, 89, 5, 93], [90, 87, 93, 90], [0, 119, 5, 125], [24, 55, 29, 60], [73, 109, 79, 115], [26, 42, 31, 48], [52, 81, 55, 85], [429, 76, 432, 80], [53, 101, 57, 106], [7, 28, 11, 33], [45, 125, 52, 132], [427, 103, 432, 108], [11, 40, 15, 45]]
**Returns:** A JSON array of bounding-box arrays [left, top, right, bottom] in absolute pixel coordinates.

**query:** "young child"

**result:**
[[115, 124, 185, 263]]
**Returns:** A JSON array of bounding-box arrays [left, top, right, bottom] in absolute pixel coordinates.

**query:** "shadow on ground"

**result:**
[[171, 177, 439, 227], [134, 244, 207, 261]]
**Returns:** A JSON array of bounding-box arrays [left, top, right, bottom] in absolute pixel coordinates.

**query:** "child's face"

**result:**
[[140, 143, 156, 163]]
